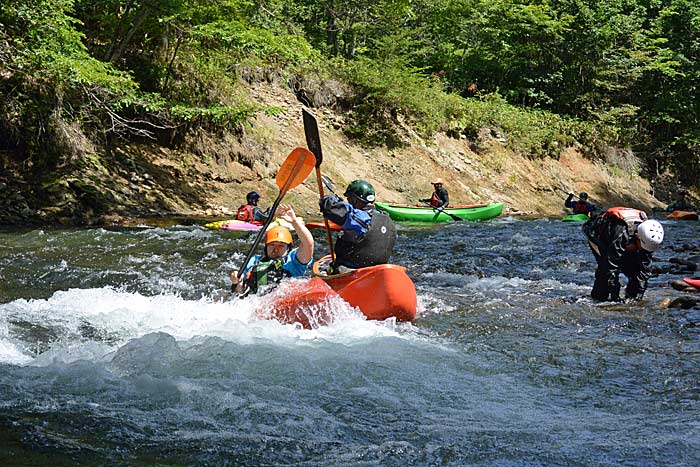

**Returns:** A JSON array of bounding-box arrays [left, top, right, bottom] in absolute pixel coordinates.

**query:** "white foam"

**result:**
[[0, 281, 412, 366], [0, 339, 33, 365]]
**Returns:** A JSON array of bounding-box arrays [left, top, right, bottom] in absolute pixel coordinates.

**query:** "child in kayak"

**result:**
[[666, 188, 695, 212], [230, 205, 313, 296]]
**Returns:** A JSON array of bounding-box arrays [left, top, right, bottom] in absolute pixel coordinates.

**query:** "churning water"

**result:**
[[1, 218, 699, 466]]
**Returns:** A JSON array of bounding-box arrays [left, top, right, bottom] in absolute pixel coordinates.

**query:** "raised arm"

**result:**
[[277, 204, 314, 265]]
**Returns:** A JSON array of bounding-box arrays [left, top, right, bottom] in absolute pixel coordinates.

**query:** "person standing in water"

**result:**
[[582, 207, 664, 302]]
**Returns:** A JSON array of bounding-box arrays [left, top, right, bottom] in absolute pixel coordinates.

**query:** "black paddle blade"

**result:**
[[302, 108, 323, 167], [321, 174, 335, 194]]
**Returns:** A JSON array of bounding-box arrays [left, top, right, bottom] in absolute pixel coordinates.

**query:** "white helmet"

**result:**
[[637, 220, 664, 252]]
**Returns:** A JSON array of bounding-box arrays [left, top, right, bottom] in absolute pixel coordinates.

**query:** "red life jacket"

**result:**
[[603, 207, 647, 236], [573, 201, 591, 215], [430, 193, 440, 207], [236, 204, 255, 222]]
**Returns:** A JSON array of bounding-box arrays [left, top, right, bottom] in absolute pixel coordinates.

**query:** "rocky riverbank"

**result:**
[[0, 82, 671, 227]]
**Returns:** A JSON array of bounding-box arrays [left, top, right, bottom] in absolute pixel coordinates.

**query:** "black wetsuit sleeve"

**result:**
[[436, 188, 449, 208], [254, 207, 270, 221], [319, 195, 349, 226], [564, 194, 575, 208], [628, 251, 653, 298]]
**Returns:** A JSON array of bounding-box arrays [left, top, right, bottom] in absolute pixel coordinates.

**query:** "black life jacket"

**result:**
[[243, 256, 292, 294], [335, 210, 396, 268]]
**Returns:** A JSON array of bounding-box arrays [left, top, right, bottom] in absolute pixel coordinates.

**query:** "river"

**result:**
[[1, 217, 699, 466]]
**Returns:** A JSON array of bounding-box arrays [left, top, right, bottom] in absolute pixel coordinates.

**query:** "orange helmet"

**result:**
[[432, 177, 443, 185], [265, 226, 293, 245]]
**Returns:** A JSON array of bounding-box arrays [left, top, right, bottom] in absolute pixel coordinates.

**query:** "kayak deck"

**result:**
[[667, 210, 698, 220], [562, 213, 589, 222], [263, 256, 417, 328], [375, 202, 503, 222]]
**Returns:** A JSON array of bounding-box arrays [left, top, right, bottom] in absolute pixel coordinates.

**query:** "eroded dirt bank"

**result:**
[[0, 82, 664, 226]]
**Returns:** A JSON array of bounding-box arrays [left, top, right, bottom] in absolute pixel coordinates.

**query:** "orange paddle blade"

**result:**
[[276, 147, 316, 193]]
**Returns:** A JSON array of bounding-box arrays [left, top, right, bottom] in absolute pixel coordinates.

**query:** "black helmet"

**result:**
[[579, 192, 588, 200], [246, 191, 261, 203], [344, 180, 375, 204]]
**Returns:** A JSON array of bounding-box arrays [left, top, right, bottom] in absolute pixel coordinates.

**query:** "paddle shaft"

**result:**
[[422, 202, 462, 221], [558, 187, 583, 200], [315, 168, 336, 260], [236, 155, 307, 280], [303, 108, 336, 262]]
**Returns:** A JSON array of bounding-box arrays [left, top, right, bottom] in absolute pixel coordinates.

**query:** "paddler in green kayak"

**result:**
[[319, 180, 396, 271], [565, 191, 597, 216], [419, 178, 449, 211], [230, 204, 313, 295]]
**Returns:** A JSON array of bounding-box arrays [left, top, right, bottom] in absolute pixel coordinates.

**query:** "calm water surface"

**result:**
[[1, 217, 699, 466]]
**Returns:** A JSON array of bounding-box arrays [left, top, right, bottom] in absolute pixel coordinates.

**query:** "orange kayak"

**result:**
[[313, 256, 417, 321], [667, 210, 698, 220], [304, 220, 342, 231], [263, 256, 417, 328], [261, 277, 337, 328]]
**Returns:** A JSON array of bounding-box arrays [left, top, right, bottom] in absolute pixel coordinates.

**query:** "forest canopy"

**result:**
[[1, 0, 698, 183]]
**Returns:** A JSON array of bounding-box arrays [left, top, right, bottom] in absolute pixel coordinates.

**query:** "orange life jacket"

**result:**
[[430, 193, 440, 207], [603, 207, 647, 236], [236, 204, 255, 222]]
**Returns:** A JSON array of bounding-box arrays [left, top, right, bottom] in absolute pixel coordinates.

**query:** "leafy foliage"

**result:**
[[1, 0, 699, 184]]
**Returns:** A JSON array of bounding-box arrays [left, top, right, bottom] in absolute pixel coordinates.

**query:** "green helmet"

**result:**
[[344, 180, 375, 204]]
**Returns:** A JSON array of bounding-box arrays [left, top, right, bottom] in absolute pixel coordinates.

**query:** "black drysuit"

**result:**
[[582, 214, 652, 301]]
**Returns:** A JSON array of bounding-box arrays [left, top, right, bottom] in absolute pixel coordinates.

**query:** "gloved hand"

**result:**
[[319, 194, 335, 211], [436, 206, 445, 213], [568, 191, 575, 196]]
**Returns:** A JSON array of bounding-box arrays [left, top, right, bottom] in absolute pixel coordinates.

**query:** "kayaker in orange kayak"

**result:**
[[319, 180, 396, 270], [666, 188, 694, 212], [582, 207, 664, 302], [235, 191, 270, 225], [230, 204, 313, 295], [565, 191, 597, 215], [419, 178, 449, 210]]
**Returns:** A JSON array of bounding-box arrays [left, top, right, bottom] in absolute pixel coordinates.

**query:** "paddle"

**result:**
[[234, 147, 316, 285], [557, 187, 581, 200], [302, 108, 336, 262], [422, 202, 462, 222], [321, 174, 336, 194]]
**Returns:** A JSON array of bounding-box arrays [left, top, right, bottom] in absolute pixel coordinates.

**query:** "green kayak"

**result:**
[[562, 213, 589, 222], [375, 202, 504, 223]]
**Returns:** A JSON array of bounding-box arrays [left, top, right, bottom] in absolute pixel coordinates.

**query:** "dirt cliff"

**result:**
[[0, 81, 666, 226], [191, 82, 663, 221]]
